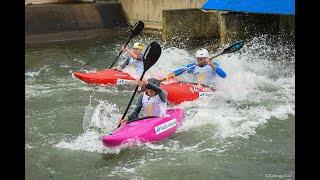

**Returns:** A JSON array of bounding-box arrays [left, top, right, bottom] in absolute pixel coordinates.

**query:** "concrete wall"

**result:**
[[162, 8, 295, 44], [221, 12, 280, 43], [119, 0, 294, 44], [26, 0, 94, 5], [221, 13, 295, 43], [280, 15, 295, 35], [162, 9, 220, 43], [25, 0, 295, 45], [26, 2, 128, 34], [119, 0, 206, 29]]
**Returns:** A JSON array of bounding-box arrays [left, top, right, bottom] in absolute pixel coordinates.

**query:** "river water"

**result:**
[[25, 33, 295, 180]]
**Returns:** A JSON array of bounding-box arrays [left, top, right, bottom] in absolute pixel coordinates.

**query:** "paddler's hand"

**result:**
[[195, 83, 203, 89], [122, 45, 129, 52], [206, 58, 215, 70], [118, 117, 128, 126], [136, 79, 147, 92], [165, 73, 175, 80], [111, 67, 121, 71], [136, 79, 148, 87]]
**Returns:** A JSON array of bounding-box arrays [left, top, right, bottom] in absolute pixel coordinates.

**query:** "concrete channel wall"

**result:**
[[119, 0, 206, 30], [25, 1, 128, 45], [26, 2, 128, 34], [119, 0, 294, 44], [162, 9, 295, 44], [219, 12, 295, 43], [162, 9, 220, 43], [25, 0, 295, 45], [26, 0, 94, 5]]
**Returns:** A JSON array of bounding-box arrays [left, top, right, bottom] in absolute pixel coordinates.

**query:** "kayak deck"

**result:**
[[73, 69, 135, 86], [160, 82, 215, 104], [102, 108, 184, 147]]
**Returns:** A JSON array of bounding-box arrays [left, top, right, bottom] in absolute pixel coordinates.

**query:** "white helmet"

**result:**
[[133, 42, 143, 50], [195, 48, 209, 58]]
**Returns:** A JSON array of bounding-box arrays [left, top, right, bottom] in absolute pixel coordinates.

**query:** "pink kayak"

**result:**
[[102, 108, 184, 148]]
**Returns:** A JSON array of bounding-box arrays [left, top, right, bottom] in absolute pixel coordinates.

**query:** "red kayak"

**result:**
[[160, 82, 215, 104], [74, 69, 215, 104], [73, 69, 135, 86]]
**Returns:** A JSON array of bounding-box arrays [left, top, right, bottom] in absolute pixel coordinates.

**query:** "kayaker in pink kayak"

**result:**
[[118, 78, 168, 126], [164, 48, 226, 87], [112, 42, 144, 79]]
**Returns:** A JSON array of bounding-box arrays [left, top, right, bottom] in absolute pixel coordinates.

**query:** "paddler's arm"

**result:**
[[175, 62, 196, 74], [124, 47, 142, 60], [145, 81, 161, 92], [211, 61, 227, 78], [165, 62, 197, 80], [136, 53, 143, 61], [127, 95, 143, 121], [147, 81, 167, 102], [158, 89, 168, 103]]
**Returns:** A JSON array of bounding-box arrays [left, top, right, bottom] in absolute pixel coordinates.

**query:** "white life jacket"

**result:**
[[193, 64, 216, 86], [142, 92, 167, 117], [127, 57, 144, 77]]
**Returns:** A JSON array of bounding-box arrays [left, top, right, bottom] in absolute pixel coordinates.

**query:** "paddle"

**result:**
[[159, 40, 244, 82], [108, 21, 145, 69], [209, 40, 244, 60], [117, 42, 162, 128]]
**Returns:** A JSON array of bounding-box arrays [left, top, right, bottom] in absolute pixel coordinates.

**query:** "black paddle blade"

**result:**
[[222, 40, 244, 54], [131, 21, 144, 38], [143, 42, 161, 72]]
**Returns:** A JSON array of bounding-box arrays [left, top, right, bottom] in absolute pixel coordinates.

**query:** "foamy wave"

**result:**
[[83, 100, 120, 131], [25, 65, 50, 78], [55, 100, 122, 153], [55, 130, 120, 154], [176, 36, 294, 140]]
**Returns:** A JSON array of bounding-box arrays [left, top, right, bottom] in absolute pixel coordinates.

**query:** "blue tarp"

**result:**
[[202, 0, 295, 15]]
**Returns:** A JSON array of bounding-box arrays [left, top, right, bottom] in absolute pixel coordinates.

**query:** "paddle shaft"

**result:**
[[117, 71, 146, 128], [209, 52, 222, 60], [108, 36, 133, 69]]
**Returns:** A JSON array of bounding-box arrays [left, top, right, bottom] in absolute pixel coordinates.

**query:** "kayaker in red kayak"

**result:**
[[118, 78, 168, 126], [112, 42, 145, 79], [165, 48, 226, 87]]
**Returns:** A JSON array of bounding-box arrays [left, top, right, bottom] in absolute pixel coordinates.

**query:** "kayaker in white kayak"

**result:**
[[118, 78, 168, 126], [112, 42, 144, 79], [165, 48, 226, 87]]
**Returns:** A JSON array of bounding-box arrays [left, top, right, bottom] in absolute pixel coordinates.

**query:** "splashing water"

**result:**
[[55, 97, 123, 153], [82, 98, 120, 132], [179, 40, 294, 140], [54, 35, 294, 154]]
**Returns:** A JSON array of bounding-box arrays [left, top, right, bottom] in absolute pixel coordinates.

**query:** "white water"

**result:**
[[54, 36, 295, 153]]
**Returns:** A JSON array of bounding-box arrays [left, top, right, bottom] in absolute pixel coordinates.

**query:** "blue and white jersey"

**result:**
[[191, 64, 216, 86], [172, 60, 226, 87]]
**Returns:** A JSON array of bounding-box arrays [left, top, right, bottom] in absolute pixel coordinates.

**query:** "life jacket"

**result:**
[[127, 56, 144, 77], [193, 64, 216, 86], [142, 92, 167, 117]]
